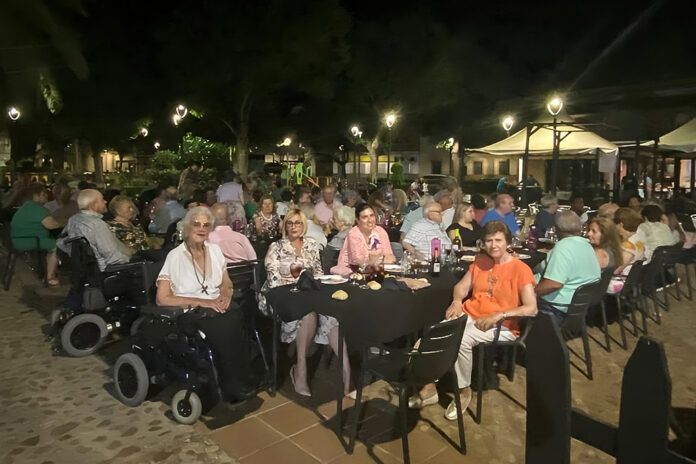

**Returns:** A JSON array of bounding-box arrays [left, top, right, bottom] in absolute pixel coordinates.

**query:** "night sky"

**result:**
[[2, 0, 695, 149]]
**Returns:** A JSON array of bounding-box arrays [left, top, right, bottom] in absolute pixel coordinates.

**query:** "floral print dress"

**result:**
[[253, 212, 281, 239], [258, 237, 338, 344], [107, 220, 150, 252]]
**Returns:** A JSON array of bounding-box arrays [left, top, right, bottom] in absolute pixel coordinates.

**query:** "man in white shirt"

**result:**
[[149, 187, 186, 234], [314, 185, 341, 226], [402, 201, 451, 260]]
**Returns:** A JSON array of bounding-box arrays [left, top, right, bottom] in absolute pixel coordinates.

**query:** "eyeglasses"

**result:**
[[193, 221, 212, 229], [286, 221, 303, 227]]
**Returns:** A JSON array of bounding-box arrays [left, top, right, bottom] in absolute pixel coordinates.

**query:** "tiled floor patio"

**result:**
[[1, 261, 695, 463]]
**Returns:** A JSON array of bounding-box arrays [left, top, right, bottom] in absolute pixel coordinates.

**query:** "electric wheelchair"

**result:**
[[112, 259, 270, 424], [49, 236, 160, 357]]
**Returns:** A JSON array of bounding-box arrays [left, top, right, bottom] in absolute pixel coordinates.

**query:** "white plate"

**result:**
[[538, 238, 556, 244], [460, 255, 476, 262], [317, 275, 348, 284], [384, 264, 404, 273], [516, 253, 531, 260]]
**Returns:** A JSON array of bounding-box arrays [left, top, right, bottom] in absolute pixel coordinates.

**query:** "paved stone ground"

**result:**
[[1, 258, 695, 463]]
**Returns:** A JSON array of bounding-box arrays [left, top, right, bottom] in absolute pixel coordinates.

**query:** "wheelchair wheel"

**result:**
[[113, 353, 150, 407], [171, 390, 202, 425], [60, 313, 108, 357]]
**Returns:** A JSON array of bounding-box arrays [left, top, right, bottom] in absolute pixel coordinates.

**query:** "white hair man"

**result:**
[[315, 185, 342, 226], [58, 189, 132, 271], [535, 210, 600, 325], [402, 200, 451, 260], [207, 203, 257, 263], [399, 189, 453, 241], [480, 193, 518, 235]]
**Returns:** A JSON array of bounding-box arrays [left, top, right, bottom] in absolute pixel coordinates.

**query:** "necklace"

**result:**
[[186, 244, 208, 295]]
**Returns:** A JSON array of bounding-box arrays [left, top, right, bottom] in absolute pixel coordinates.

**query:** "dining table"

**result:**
[[266, 270, 458, 445]]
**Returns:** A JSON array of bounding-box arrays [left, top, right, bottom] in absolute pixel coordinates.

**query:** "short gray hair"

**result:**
[[423, 200, 441, 216], [210, 203, 229, 227], [554, 210, 582, 238], [334, 205, 355, 228], [433, 189, 451, 203], [181, 206, 215, 240], [342, 189, 359, 204], [540, 195, 558, 209], [77, 189, 102, 210]]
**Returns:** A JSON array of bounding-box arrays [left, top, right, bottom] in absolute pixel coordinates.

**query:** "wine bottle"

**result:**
[[452, 229, 462, 252], [430, 241, 441, 277]]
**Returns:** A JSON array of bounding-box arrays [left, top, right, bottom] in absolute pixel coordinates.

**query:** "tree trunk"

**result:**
[[90, 144, 104, 183], [367, 138, 379, 183], [235, 120, 249, 176]]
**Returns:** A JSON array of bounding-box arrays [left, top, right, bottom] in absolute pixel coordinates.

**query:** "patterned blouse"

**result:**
[[107, 220, 150, 252], [253, 212, 281, 239]]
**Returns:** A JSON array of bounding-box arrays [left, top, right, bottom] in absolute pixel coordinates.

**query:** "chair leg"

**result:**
[[450, 368, 466, 454], [347, 362, 366, 454], [600, 300, 611, 352], [4, 252, 17, 291], [475, 345, 485, 424], [271, 314, 279, 396], [581, 324, 593, 380], [398, 388, 411, 464], [672, 265, 682, 301], [639, 294, 649, 334], [507, 346, 518, 382], [685, 264, 693, 300], [616, 296, 628, 350]]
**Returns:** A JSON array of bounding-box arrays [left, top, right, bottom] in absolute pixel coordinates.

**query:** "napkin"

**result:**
[[297, 270, 322, 291], [381, 277, 410, 291]]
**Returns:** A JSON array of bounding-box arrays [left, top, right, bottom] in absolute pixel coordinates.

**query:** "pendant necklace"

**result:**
[[187, 244, 208, 295]]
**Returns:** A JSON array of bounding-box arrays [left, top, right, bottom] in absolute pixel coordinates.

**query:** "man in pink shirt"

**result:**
[[208, 203, 257, 263], [315, 185, 342, 226]]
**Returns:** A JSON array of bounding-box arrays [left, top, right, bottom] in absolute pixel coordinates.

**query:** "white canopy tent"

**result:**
[[465, 113, 619, 196], [643, 117, 696, 154]]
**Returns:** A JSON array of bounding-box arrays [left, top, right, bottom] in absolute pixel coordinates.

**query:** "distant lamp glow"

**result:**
[[546, 97, 563, 116], [447, 137, 455, 145], [7, 107, 20, 121], [154, 141, 161, 149], [384, 112, 397, 128], [175, 104, 188, 118], [282, 137, 292, 146], [172, 114, 182, 126], [350, 125, 360, 137], [501, 115, 515, 132], [139, 127, 149, 137]]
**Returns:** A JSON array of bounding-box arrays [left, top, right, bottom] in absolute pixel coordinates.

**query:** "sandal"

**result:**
[[408, 391, 439, 409]]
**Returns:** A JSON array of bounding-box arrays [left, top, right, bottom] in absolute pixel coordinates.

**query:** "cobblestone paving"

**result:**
[[0, 267, 237, 464]]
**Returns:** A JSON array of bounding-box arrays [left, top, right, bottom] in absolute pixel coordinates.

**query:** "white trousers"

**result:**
[[454, 316, 517, 389]]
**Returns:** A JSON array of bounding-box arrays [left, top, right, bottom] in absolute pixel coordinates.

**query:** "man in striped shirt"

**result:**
[[402, 201, 451, 260]]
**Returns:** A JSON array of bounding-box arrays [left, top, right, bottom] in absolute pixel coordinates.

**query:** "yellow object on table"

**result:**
[[332, 290, 349, 300]]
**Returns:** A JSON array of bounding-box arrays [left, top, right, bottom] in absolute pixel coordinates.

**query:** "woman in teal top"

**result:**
[[10, 183, 64, 286]]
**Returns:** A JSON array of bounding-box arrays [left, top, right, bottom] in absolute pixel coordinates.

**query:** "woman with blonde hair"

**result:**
[[586, 217, 624, 270], [259, 209, 350, 397]]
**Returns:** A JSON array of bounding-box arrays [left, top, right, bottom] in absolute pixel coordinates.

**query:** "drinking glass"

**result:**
[[348, 262, 361, 286], [289, 261, 303, 293]]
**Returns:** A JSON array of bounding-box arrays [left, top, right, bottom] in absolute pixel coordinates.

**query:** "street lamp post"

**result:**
[[350, 125, 362, 187], [384, 112, 397, 180], [7, 107, 21, 121], [547, 97, 563, 194]]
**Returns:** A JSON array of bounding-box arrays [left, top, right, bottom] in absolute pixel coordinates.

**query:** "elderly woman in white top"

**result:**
[[259, 209, 350, 397], [157, 206, 254, 401]]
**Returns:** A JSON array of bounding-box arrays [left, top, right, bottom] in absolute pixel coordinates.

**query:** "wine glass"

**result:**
[[289, 261, 303, 293], [348, 262, 361, 286]]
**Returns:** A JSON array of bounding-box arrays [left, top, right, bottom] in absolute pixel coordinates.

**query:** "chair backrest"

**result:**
[[253, 260, 267, 293], [592, 266, 615, 304], [405, 316, 467, 386], [67, 237, 103, 288], [561, 279, 603, 333], [677, 213, 696, 232], [622, 260, 644, 289], [320, 246, 339, 275], [227, 260, 261, 315], [652, 244, 683, 266]]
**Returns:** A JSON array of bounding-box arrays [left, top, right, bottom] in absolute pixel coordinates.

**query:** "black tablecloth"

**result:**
[[266, 272, 458, 345]]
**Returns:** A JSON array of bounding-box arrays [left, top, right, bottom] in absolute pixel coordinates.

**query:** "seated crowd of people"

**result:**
[[4, 171, 694, 420]]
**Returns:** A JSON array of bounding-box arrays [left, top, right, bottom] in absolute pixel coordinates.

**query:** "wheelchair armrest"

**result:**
[[104, 261, 147, 274], [492, 315, 531, 344], [141, 305, 185, 318]]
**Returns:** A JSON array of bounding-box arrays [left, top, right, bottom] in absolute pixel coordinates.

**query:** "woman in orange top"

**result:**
[[409, 220, 537, 420]]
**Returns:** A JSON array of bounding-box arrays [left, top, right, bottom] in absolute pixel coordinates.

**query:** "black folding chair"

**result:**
[[472, 316, 534, 424], [348, 317, 468, 464], [320, 246, 339, 275], [606, 260, 647, 347], [1, 224, 47, 290], [560, 279, 605, 380], [589, 266, 615, 352]]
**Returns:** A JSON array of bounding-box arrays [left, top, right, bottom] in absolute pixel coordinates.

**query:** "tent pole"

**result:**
[[652, 140, 658, 194], [522, 124, 531, 206]]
